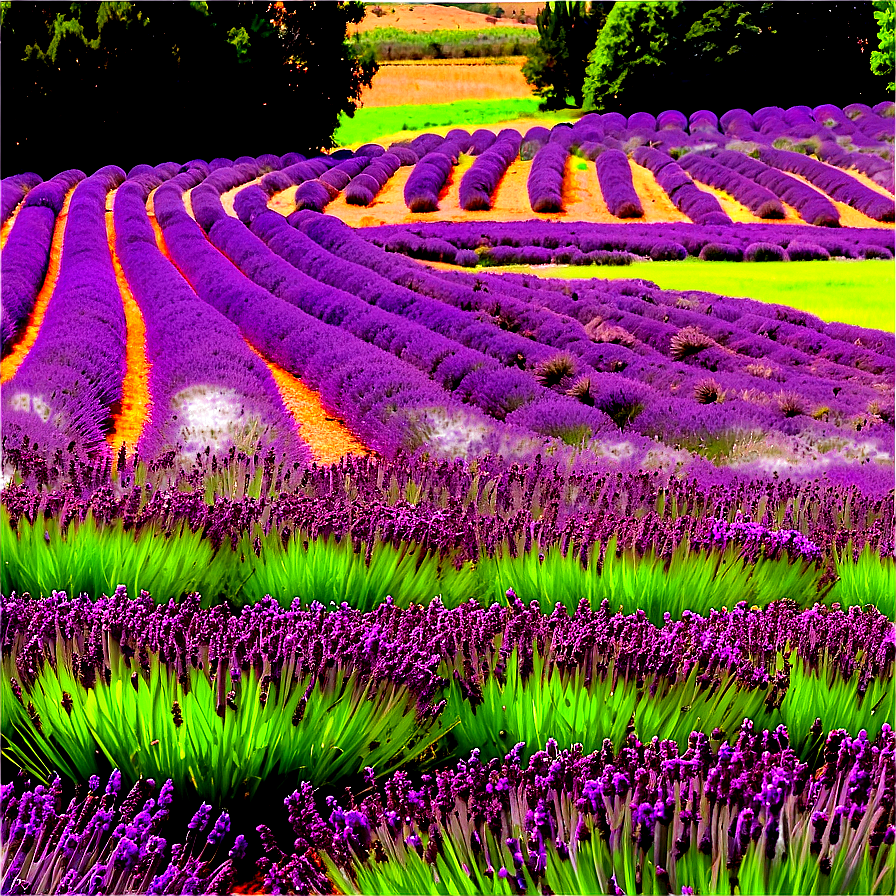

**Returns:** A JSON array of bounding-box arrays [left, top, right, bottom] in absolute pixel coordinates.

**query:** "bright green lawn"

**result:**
[[502, 258, 896, 332], [334, 98, 573, 147]]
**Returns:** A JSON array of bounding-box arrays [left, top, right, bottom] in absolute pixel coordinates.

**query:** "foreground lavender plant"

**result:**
[[261, 724, 896, 895], [0, 771, 240, 895], [1, 590, 448, 801]]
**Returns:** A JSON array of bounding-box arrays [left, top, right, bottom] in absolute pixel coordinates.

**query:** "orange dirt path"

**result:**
[[628, 161, 691, 222], [692, 182, 802, 225], [782, 170, 892, 229], [1, 189, 73, 384], [361, 62, 532, 107], [816, 158, 894, 200], [106, 191, 151, 458], [246, 344, 368, 464], [149, 195, 367, 463], [0, 201, 24, 251]]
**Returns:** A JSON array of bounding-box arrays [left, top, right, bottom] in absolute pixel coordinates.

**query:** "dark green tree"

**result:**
[[522, 1, 611, 109], [0, 2, 377, 177], [871, 0, 895, 91], [582, 2, 883, 115]]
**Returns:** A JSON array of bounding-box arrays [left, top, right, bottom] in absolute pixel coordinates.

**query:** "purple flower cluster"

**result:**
[[527, 142, 569, 213], [458, 128, 521, 211], [343, 151, 402, 206], [758, 147, 895, 222], [1, 200, 56, 356], [113, 182, 310, 462], [1, 171, 42, 223], [403, 131, 472, 213], [595, 148, 643, 218], [156, 178, 535, 461], [366, 217, 894, 263], [3, 169, 128, 455], [0, 771, 238, 895], [296, 155, 370, 212], [632, 146, 730, 225], [680, 152, 786, 219], [262, 725, 896, 895]]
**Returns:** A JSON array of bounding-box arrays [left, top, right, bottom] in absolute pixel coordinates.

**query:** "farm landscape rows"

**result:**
[[1, 102, 894, 896]]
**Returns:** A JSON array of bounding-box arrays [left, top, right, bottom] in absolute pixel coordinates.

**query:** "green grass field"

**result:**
[[503, 259, 896, 332], [334, 98, 573, 147], [358, 26, 537, 60]]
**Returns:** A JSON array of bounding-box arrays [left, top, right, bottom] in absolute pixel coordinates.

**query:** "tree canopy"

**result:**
[[0, 2, 377, 177], [871, 0, 895, 91], [522, 1, 611, 109], [582, 2, 884, 114]]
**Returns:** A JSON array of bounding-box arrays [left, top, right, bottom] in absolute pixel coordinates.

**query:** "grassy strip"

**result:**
[[6, 511, 893, 620], [497, 258, 896, 332], [334, 98, 571, 147]]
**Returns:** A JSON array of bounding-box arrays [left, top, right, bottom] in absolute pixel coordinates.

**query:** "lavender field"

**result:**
[[1, 100, 894, 896]]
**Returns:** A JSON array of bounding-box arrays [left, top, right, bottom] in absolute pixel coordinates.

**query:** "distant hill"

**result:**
[[354, 3, 543, 33]]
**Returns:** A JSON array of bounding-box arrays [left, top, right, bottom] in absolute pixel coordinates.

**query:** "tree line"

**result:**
[[524, 1, 894, 114], [0, 2, 377, 177]]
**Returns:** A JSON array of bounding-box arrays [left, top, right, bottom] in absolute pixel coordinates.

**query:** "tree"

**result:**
[[522, 1, 611, 109], [582, 2, 884, 115], [871, 0, 895, 91], [0, 2, 377, 177]]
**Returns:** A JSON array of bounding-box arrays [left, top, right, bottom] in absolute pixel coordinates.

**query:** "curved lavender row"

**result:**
[[680, 151, 786, 218], [296, 155, 371, 212], [344, 152, 402, 206], [288, 211, 686, 449], [817, 142, 895, 194], [1, 772, 242, 896], [2, 170, 128, 455], [0, 205, 56, 356], [467, 128, 497, 156], [124, 161, 182, 195], [20, 168, 85, 215], [113, 183, 309, 463], [595, 148, 643, 218], [528, 142, 568, 213], [156, 184, 538, 460], [458, 128, 521, 211], [299, 215, 894, 449], [271, 726, 896, 896], [386, 143, 418, 166], [758, 147, 895, 222], [1, 171, 41, 222], [365, 218, 894, 261], [632, 146, 730, 226], [404, 132, 470, 213], [214, 213, 618, 444], [713, 150, 844, 227]]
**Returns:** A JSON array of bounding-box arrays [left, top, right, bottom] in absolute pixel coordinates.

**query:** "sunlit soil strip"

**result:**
[[816, 157, 895, 200], [781, 170, 893, 229], [148, 195, 367, 462], [245, 342, 368, 463], [0, 201, 24, 251], [693, 182, 801, 225], [182, 188, 197, 221], [221, 176, 263, 217], [627, 161, 691, 223], [0, 190, 73, 384], [106, 193, 151, 457], [267, 185, 298, 216]]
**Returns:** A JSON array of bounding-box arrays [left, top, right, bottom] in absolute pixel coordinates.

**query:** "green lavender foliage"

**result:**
[[6, 513, 868, 624], [485, 539, 826, 624], [445, 645, 894, 763], [1, 643, 450, 802], [829, 543, 896, 620]]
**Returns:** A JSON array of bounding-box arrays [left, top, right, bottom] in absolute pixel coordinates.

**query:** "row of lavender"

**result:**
[[2, 587, 894, 894], [2, 157, 894, 486], [300, 101, 895, 223]]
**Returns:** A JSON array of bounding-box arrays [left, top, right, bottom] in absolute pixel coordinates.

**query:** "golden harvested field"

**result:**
[[353, 3, 541, 32], [360, 61, 533, 107]]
